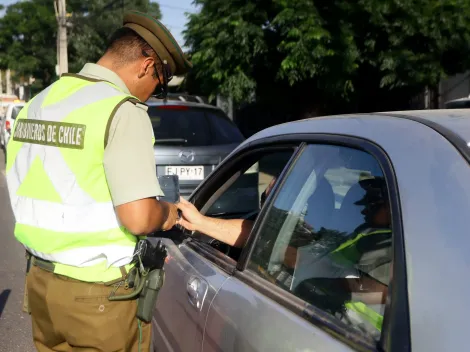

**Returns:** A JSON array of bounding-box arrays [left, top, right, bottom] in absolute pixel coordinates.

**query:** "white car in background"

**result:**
[[1, 100, 25, 152], [444, 95, 470, 108]]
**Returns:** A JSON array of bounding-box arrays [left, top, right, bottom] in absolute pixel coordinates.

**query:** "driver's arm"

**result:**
[[193, 217, 254, 248], [176, 197, 254, 247]]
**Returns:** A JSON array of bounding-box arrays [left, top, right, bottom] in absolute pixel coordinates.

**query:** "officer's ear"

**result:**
[[139, 59, 152, 78], [138, 51, 156, 79]]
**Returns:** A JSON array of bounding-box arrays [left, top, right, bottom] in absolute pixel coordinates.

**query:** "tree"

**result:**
[[68, 0, 162, 72], [184, 0, 470, 120], [0, 0, 161, 89], [0, 0, 57, 87]]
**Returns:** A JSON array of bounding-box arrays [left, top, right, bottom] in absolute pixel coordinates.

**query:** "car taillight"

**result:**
[[5, 120, 10, 132]]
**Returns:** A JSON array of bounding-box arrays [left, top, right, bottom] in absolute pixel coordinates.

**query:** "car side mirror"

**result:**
[[157, 175, 180, 204]]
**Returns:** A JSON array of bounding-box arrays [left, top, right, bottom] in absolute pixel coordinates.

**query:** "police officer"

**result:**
[[5, 10, 191, 352]]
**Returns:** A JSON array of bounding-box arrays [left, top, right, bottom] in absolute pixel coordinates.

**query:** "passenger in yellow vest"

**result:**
[[5, 11, 191, 352], [293, 177, 392, 340]]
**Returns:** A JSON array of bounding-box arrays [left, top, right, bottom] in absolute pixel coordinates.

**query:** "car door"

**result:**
[[150, 235, 231, 352], [151, 141, 300, 352], [202, 138, 410, 352]]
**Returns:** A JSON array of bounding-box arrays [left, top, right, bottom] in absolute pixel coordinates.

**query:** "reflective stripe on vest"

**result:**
[[332, 229, 391, 254], [6, 75, 143, 282], [345, 301, 383, 332]]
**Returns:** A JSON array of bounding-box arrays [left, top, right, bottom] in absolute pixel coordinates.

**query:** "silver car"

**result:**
[[147, 97, 245, 199], [150, 109, 470, 352]]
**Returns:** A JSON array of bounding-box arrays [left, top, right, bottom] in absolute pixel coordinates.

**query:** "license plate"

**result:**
[[165, 166, 204, 180]]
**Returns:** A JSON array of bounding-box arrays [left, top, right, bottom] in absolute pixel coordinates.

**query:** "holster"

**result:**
[[136, 268, 165, 323], [106, 239, 167, 322]]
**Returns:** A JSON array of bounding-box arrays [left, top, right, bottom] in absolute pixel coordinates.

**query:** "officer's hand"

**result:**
[[176, 197, 203, 232], [161, 201, 179, 231]]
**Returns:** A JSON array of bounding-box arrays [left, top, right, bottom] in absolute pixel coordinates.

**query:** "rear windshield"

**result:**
[[148, 106, 244, 147]]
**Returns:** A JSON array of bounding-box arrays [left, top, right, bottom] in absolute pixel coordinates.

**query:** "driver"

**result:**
[[293, 177, 392, 339], [176, 176, 277, 248], [336, 177, 392, 337]]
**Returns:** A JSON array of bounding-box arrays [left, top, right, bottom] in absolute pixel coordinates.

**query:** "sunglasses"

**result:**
[[142, 50, 173, 99]]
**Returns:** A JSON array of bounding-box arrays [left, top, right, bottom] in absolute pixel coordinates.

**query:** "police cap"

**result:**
[[122, 10, 192, 76]]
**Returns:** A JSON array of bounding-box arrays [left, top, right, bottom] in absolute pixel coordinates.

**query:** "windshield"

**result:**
[[11, 105, 24, 119], [148, 106, 244, 147]]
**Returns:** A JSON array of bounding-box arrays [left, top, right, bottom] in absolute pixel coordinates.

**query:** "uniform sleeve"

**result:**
[[103, 101, 164, 206]]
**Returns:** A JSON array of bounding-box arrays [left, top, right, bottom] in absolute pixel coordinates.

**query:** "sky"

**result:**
[[0, 0, 199, 49], [157, 0, 199, 49]]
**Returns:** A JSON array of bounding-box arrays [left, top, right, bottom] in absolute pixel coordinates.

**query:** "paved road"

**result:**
[[0, 151, 35, 352]]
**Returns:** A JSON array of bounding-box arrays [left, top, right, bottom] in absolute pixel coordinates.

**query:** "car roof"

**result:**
[[248, 108, 470, 146], [145, 98, 222, 111], [378, 108, 470, 144]]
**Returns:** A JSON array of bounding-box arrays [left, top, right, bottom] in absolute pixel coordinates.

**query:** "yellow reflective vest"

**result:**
[[6, 73, 147, 283], [332, 228, 392, 333]]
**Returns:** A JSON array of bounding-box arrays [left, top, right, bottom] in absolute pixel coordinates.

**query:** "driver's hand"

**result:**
[[176, 197, 204, 232]]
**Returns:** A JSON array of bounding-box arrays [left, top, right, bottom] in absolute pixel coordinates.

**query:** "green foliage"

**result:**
[[68, 0, 162, 72], [185, 0, 470, 114], [0, 0, 162, 88], [0, 0, 57, 85], [185, 0, 268, 103]]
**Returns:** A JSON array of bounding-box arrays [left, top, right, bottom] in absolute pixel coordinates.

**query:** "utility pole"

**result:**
[[6, 69, 12, 95], [54, 0, 68, 76]]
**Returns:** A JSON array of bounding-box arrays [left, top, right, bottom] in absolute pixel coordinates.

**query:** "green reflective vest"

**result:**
[[6, 73, 148, 283]]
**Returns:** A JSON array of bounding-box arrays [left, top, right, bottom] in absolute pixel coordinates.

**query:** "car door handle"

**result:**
[[186, 276, 208, 311]]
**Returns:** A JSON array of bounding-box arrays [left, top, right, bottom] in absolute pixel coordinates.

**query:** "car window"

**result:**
[[247, 144, 392, 342], [11, 105, 24, 119], [204, 150, 295, 217], [206, 111, 245, 145], [147, 106, 243, 146], [148, 107, 211, 146], [191, 148, 296, 262]]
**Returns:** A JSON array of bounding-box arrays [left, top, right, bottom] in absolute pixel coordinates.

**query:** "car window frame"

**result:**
[[185, 133, 410, 352], [233, 134, 410, 352]]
